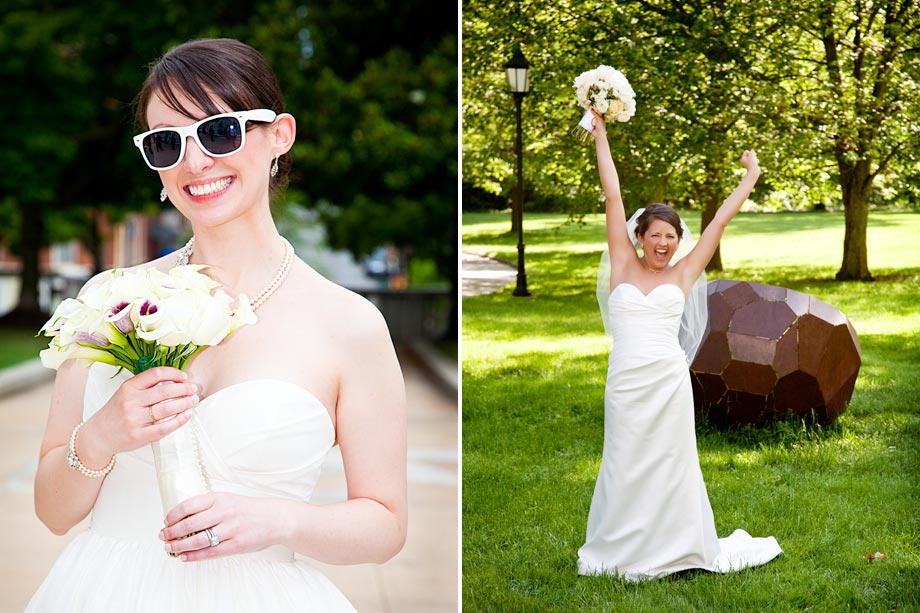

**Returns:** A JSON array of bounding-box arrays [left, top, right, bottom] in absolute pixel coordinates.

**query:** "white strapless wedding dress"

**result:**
[[577, 283, 782, 581], [27, 363, 355, 612]]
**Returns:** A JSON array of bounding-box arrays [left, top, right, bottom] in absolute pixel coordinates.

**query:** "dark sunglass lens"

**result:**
[[143, 131, 182, 168], [199, 117, 243, 155]]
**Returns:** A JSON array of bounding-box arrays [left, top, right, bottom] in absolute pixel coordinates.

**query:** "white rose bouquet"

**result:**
[[571, 65, 636, 142], [39, 265, 256, 554]]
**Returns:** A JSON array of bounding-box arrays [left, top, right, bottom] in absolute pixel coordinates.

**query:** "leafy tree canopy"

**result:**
[[0, 0, 457, 325], [463, 0, 920, 278]]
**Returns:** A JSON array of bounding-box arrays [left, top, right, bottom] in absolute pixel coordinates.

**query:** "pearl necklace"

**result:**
[[175, 235, 295, 311]]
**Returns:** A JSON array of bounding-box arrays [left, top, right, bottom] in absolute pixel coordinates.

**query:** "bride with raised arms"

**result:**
[[28, 38, 406, 611], [577, 109, 782, 580]]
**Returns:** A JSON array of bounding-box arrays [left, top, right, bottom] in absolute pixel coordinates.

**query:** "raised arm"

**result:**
[[679, 151, 760, 284], [592, 112, 633, 264]]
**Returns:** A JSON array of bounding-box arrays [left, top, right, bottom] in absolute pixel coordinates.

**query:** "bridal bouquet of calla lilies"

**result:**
[[571, 64, 636, 142], [39, 265, 255, 554], [39, 265, 256, 374]]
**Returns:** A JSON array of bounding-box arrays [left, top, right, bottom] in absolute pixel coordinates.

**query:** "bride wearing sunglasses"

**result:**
[[27, 38, 406, 612]]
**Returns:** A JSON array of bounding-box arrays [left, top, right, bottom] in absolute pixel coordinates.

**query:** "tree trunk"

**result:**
[[0, 202, 48, 327], [701, 197, 723, 272], [836, 159, 873, 281], [698, 159, 723, 272]]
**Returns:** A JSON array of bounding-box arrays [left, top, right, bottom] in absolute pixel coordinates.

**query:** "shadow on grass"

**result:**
[[463, 211, 920, 612], [465, 317, 920, 448], [695, 414, 845, 450]]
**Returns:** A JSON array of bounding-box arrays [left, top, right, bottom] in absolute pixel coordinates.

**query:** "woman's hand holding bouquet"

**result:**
[[39, 264, 256, 556]]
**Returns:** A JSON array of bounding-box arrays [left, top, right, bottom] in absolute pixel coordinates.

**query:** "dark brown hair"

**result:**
[[134, 38, 291, 198], [635, 203, 683, 240]]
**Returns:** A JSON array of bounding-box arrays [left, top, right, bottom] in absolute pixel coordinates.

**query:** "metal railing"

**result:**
[[353, 287, 453, 342]]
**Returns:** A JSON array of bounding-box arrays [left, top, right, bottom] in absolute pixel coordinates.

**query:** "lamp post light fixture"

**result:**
[[505, 46, 531, 297]]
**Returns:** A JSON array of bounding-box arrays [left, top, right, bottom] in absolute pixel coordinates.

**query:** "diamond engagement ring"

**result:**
[[205, 527, 220, 547]]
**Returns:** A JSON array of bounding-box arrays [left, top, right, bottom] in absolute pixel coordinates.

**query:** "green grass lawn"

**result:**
[[0, 327, 48, 370], [462, 210, 920, 612]]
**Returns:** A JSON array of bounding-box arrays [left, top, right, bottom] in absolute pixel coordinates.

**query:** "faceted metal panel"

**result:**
[[727, 333, 775, 365], [818, 324, 862, 399], [796, 313, 834, 376], [774, 371, 824, 413], [785, 290, 810, 316], [690, 281, 861, 426], [723, 360, 776, 396], [694, 330, 731, 374], [773, 329, 799, 377], [691, 372, 727, 406], [708, 292, 734, 332], [722, 281, 759, 309], [730, 300, 796, 340]]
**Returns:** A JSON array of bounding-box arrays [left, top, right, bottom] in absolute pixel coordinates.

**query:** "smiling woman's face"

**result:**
[[637, 218, 680, 271], [147, 90, 274, 230]]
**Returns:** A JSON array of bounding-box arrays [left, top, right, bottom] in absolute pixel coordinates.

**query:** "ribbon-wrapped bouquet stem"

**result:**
[[39, 265, 255, 554], [571, 65, 636, 142]]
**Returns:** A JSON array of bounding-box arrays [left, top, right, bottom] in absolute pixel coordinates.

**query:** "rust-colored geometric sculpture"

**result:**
[[690, 280, 861, 426]]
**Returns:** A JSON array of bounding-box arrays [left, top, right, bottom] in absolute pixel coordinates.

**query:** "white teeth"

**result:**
[[188, 178, 231, 196]]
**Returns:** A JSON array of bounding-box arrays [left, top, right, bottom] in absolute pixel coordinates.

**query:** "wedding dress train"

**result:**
[[27, 363, 355, 612], [577, 283, 782, 581]]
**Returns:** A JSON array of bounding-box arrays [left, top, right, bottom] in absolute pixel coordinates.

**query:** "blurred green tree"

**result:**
[[292, 3, 458, 338], [0, 0, 457, 336]]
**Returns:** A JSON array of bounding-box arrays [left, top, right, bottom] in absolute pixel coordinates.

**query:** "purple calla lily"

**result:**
[[73, 332, 111, 347], [107, 301, 135, 334]]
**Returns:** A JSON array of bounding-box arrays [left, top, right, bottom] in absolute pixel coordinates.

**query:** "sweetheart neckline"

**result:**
[[197, 379, 336, 435], [88, 364, 337, 434], [198, 378, 334, 425], [198, 377, 336, 430], [611, 282, 685, 299]]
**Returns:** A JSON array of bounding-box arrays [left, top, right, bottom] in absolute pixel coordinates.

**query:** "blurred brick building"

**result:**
[[0, 211, 185, 316]]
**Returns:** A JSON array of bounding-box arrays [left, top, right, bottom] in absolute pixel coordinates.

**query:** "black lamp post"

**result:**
[[505, 46, 531, 297]]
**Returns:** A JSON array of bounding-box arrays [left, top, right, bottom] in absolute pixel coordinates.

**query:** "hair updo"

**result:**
[[634, 203, 683, 240], [134, 38, 291, 199]]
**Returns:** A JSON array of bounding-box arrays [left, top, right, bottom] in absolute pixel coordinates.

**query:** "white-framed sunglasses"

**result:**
[[133, 109, 277, 171]]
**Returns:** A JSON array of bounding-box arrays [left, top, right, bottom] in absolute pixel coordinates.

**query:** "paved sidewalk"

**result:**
[[0, 359, 53, 399], [462, 252, 516, 297], [0, 348, 457, 612]]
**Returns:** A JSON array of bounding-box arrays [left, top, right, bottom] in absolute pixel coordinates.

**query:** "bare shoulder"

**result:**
[[283, 260, 392, 345]]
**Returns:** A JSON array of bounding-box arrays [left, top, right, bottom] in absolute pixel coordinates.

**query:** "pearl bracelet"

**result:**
[[66, 421, 116, 479]]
